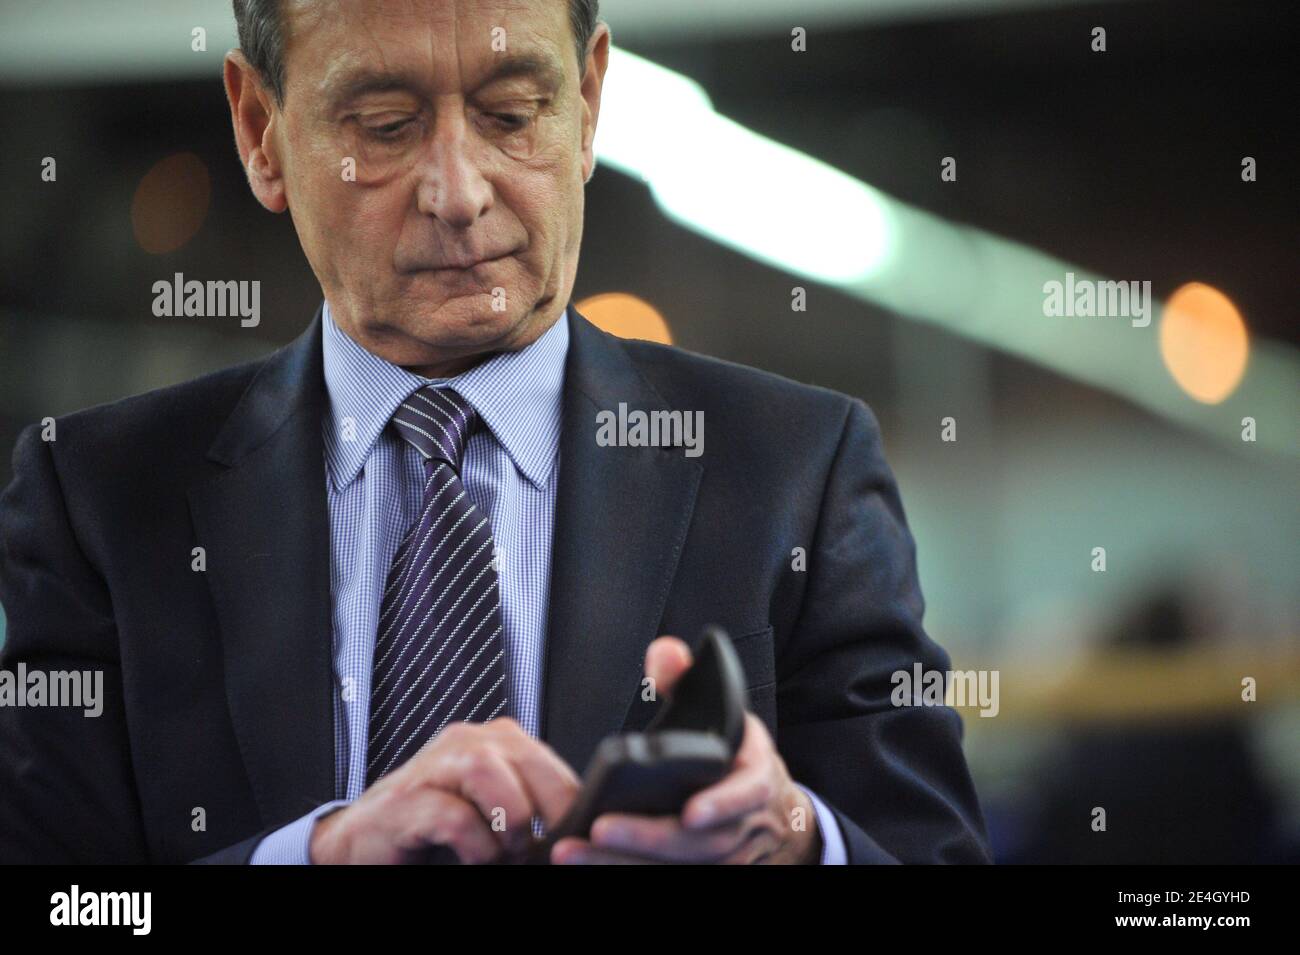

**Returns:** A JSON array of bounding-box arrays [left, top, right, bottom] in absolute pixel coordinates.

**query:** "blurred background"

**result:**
[[0, 0, 1296, 863]]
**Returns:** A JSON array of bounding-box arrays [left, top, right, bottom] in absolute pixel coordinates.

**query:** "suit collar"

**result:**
[[189, 302, 705, 822], [205, 305, 325, 469], [188, 306, 336, 826], [541, 308, 704, 773]]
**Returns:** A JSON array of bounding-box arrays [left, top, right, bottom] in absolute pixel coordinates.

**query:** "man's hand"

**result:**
[[550, 636, 823, 865], [310, 717, 579, 864]]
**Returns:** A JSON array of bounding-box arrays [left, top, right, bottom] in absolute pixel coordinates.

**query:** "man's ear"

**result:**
[[223, 50, 288, 213], [578, 23, 611, 185]]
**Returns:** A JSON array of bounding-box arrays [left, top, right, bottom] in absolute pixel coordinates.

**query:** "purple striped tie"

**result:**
[[366, 385, 508, 786]]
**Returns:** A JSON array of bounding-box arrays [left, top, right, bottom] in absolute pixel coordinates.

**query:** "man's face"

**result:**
[[231, 0, 607, 373]]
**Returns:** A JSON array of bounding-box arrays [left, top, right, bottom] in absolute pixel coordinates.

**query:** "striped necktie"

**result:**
[[365, 385, 508, 786]]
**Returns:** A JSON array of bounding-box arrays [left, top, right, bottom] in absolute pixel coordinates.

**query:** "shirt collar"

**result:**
[[321, 300, 568, 492]]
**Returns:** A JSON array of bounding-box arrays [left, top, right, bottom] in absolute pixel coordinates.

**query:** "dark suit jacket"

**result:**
[[0, 305, 990, 864]]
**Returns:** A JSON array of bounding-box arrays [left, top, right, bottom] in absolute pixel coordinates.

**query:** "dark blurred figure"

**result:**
[[1007, 589, 1284, 864]]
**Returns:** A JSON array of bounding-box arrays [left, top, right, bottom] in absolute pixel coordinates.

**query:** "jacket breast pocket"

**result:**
[[730, 625, 775, 689], [730, 626, 777, 734]]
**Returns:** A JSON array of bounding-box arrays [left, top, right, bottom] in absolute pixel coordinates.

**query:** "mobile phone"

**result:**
[[526, 625, 748, 862]]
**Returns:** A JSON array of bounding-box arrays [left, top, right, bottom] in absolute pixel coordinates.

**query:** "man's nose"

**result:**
[[414, 113, 494, 229]]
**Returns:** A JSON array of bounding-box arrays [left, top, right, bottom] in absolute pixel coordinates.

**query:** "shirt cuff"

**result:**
[[798, 786, 848, 865], [250, 800, 351, 865]]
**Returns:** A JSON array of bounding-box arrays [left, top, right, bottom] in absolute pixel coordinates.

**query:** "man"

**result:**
[[0, 0, 990, 864]]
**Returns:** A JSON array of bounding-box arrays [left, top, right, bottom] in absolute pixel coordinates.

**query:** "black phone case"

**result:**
[[526, 625, 749, 862]]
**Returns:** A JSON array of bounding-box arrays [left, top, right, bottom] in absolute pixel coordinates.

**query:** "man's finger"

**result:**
[[550, 836, 670, 865], [644, 635, 692, 699], [444, 744, 536, 853], [590, 811, 750, 861], [404, 788, 502, 864], [682, 714, 775, 828], [495, 726, 583, 828]]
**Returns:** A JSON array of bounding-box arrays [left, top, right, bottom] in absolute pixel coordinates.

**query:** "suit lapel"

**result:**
[[542, 310, 704, 774], [187, 303, 703, 815], [187, 307, 335, 826]]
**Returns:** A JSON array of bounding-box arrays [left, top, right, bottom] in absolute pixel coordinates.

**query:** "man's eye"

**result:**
[[487, 112, 531, 131], [363, 119, 415, 140]]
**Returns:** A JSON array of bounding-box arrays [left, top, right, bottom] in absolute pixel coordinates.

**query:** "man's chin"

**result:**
[[390, 293, 536, 354]]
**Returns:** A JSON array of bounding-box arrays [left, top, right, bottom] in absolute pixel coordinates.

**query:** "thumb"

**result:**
[[645, 635, 693, 701]]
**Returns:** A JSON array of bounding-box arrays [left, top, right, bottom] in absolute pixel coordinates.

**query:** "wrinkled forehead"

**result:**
[[283, 0, 573, 100]]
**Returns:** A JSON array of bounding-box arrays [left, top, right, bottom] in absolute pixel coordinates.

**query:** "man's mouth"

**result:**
[[425, 251, 513, 271]]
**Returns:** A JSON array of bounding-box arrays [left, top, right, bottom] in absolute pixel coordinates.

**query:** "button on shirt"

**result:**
[[252, 302, 845, 864]]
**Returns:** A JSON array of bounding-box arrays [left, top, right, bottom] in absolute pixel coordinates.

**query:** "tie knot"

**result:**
[[391, 386, 477, 470]]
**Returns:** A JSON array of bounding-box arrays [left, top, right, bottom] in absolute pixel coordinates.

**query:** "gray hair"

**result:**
[[231, 0, 601, 105]]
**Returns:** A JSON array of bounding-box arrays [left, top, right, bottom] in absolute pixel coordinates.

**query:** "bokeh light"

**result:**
[[131, 152, 210, 255], [576, 293, 673, 345], [1159, 282, 1249, 404]]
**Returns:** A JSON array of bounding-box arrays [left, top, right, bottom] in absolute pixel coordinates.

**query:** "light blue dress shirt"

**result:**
[[252, 302, 845, 864]]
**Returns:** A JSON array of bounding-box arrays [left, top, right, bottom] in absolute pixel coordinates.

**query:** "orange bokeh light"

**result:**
[[131, 152, 211, 255], [1159, 282, 1249, 404], [576, 293, 673, 345]]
